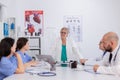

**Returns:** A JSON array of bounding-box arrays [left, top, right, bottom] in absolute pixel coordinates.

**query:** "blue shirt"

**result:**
[[17, 51, 32, 63], [0, 57, 17, 80], [10, 51, 32, 66]]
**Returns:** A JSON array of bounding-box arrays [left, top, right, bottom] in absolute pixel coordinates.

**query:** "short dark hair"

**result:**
[[16, 37, 28, 51], [0, 37, 15, 61]]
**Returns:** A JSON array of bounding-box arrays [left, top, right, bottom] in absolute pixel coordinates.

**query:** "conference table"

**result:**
[[4, 64, 120, 80]]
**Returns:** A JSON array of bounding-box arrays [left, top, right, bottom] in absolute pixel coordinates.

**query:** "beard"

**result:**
[[105, 45, 113, 52]]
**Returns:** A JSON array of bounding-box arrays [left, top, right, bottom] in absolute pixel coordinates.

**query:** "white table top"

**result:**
[[4, 65, 120, 80]]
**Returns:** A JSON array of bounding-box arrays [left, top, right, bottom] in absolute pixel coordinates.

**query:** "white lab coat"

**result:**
[[50, 37, 83, 62], [97, 44, 120, 75]]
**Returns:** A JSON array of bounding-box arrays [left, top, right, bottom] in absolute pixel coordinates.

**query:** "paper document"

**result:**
[[84, 69, 114, 75]]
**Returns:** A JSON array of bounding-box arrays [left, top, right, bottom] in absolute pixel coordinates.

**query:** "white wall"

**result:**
[[2, 0, 120, 58], [0, 0, 15, 19]]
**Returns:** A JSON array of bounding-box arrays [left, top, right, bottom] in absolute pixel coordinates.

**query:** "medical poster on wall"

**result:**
[[25, 10, 44, 36], [63, 16, 82, 42]]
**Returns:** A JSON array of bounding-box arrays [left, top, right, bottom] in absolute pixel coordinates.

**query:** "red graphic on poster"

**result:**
[[25, 10, 43, 36]]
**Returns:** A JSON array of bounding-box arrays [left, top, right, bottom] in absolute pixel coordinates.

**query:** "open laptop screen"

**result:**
[[36, 55, 56, 64]]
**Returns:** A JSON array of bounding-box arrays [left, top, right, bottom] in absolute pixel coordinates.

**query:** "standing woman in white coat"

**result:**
[[50, 27, 83, 63]]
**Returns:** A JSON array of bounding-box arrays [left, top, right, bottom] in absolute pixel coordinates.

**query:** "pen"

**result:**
[[38, 72, 56, 76], [42, 72, 51, 74]]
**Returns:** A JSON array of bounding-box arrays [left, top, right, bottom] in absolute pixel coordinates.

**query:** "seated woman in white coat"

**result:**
[[50, 27, 83, 63]]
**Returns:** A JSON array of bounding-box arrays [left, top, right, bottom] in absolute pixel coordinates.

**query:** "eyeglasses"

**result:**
[[60, 32, 67, 34]]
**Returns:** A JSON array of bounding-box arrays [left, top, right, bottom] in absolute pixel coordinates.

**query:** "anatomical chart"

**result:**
[[25, 10, 43, 36], [64, 16, 82, 42]]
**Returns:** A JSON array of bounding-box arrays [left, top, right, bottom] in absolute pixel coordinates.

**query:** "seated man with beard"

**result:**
[[93, 32, 120, 75]]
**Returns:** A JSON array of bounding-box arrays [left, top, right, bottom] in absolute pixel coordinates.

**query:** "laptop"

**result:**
[[36, 55, 56, 65]]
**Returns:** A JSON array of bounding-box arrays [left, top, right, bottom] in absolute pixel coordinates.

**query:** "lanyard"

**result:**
[[102, 51, 107, 58]]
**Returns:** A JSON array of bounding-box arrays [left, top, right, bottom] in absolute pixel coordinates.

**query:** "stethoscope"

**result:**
[[113, 45, 120, 61], [102, 51, 107, 58]]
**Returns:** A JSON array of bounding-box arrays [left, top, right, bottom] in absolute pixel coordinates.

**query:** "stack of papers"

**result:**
[[26, 67, 56, 77], [26, 67, 50, 74]]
